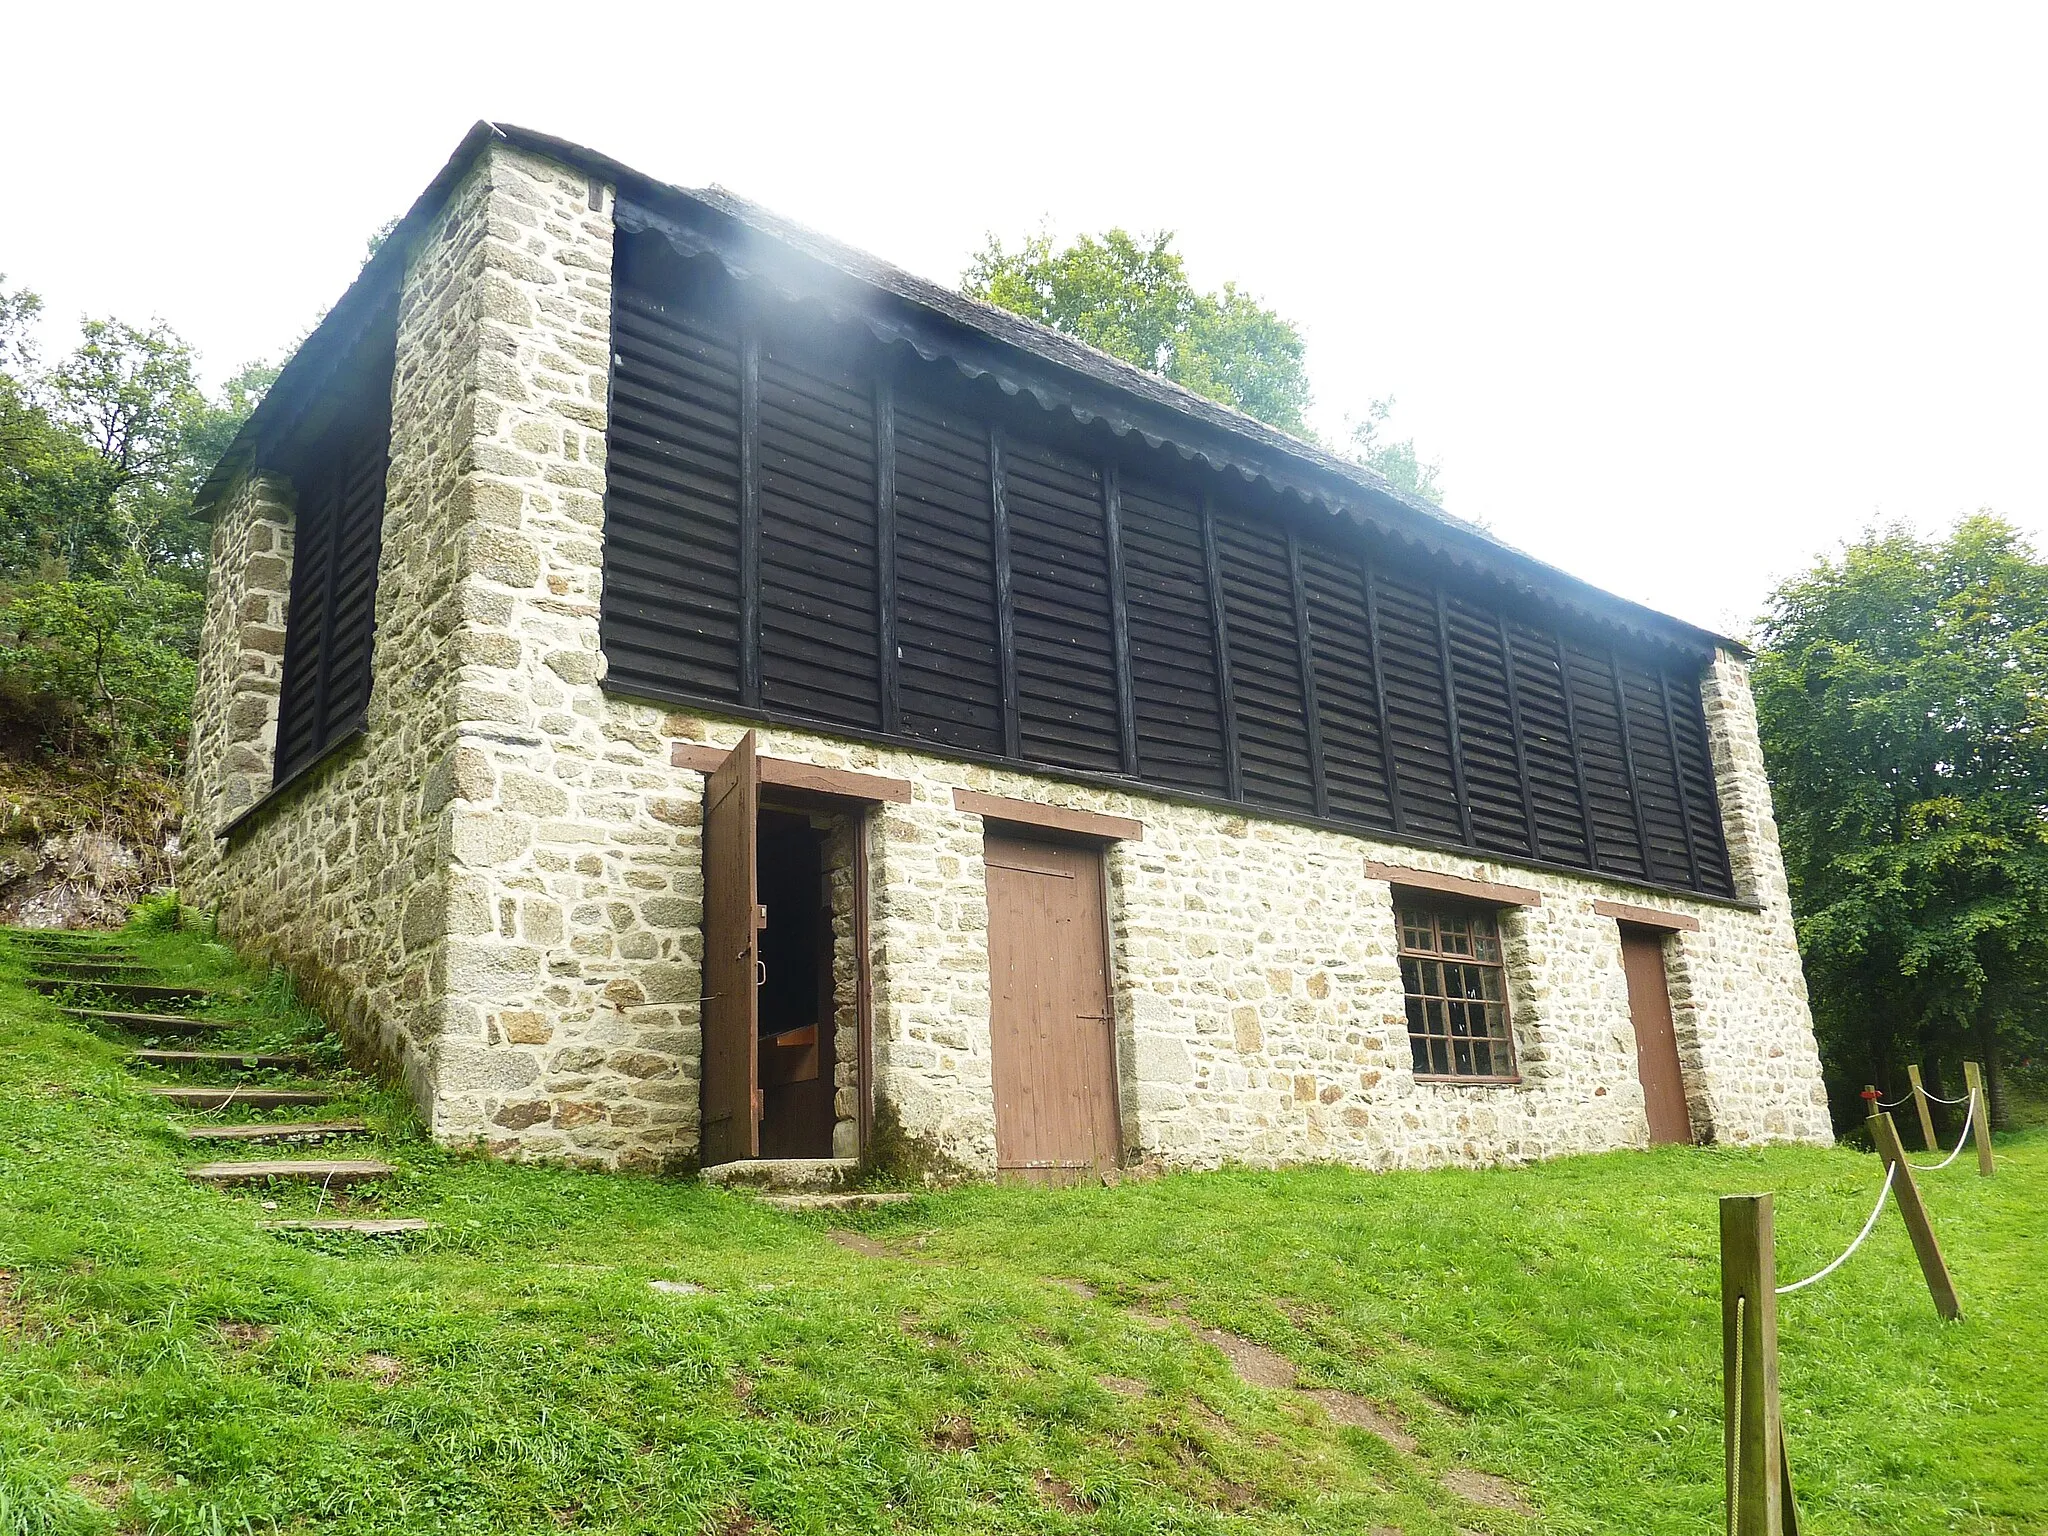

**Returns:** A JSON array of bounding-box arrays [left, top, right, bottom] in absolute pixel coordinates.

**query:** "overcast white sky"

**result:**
[[5, 2, 2043, 638]]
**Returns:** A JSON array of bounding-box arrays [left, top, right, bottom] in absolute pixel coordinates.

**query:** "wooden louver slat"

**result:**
[[1119, 477, 1229, 795], [1213, 513, 1316, 815], [1297, 540, 1395, 832], [1372, 572, 1463, 843]]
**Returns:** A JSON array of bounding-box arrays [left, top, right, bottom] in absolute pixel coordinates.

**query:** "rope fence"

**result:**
[[1910, 1093, 1977, 1173], [1774, 1161, 1896, 1295]]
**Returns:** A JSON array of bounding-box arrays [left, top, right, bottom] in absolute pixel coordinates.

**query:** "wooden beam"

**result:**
[[1199, 495, 1243, 802], [1720, 1193, 1798, 1536], [1609, 645, 1653, 871], [1286, 529, 1329, 819], [1433, 587, 1476, 846], [1361, 565, 1407, 836], [1906, 1064, 1939, 1153], [1659, 668, 1704, 890], [737, 324, 762, 708], [952, 788, 1141, 842], [1593, 898, 1701, 933], [1497, 611, 1542, 861], [1102, 464, 1139, 776], [873, 374, 899, 736], [1868, 1110, 1963, 1320], [1963, 1061, 1995, 1177], [989, 429, 1021, 760], [670, 742, 911, 803], [1365, 861, 1542, 908], [1553, 629, 1600, 861]]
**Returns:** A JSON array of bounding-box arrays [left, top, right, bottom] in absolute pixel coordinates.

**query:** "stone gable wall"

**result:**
[[183, 139, 1832, 1174]]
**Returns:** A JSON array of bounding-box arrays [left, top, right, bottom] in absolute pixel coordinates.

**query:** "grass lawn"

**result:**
[[0, 925, 2039, 1535]]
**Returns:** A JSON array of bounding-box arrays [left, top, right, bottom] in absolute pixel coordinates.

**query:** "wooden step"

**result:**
[[179, 1120, 370, 1144], [25, 959, 158, 974], [185, 1158, 393, 1186], [65, 1007, 232, 1035], [260, 1218, 431, 1235], [143, 1085, 336, 1109], [27, 978, 216, 1005], [132, 1048, 311, 1071]]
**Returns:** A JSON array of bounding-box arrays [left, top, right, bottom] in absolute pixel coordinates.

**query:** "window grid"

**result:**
[[1397, 905, 1518, 1081]]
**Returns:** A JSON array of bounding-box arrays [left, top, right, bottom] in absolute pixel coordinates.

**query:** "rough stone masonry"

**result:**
[[181, 137, 1834, 1174]]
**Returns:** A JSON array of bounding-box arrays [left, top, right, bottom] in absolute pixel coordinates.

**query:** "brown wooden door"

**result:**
[[700, 732, 760, 1166], [1620, 925, 1693, 1145], [983, 832, 1119, 1181]]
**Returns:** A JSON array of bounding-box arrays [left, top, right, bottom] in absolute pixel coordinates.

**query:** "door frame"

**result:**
[[1616, 921, 1697, 1146], [681, 738, 910, 1165], [980, 823, 1125, 1181]]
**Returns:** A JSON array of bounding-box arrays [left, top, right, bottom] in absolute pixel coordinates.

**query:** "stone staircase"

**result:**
[[700, 1156, 920, 1212], [3, 926, 430, 1238]]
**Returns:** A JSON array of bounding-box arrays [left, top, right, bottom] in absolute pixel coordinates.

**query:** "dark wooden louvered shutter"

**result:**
[[1444, 594, 1532, 857], [274, 415, 388, 788], [1213, 515, 1316, 814], [1506, 620, 1592, 867], [602, 289, 745, 703], [1563, 643, 1648, 879], [1667, 674, 1735, 896], [1298, 541, 1395, 831], [892, 394, 1003, 754], [1372, 572, 1464, 843], [1617, 660, 1696, 889], [756, 338, 880, 730], [1003, 438, 1122, 771], [1119, 478, 1228, 795]]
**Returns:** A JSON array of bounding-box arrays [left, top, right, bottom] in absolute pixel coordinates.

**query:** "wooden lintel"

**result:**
[[1592, 898, 1702, 933], [670, 741, 911, 803], [1364, 861, 1542, 908], [952, 788, 1142, 842]]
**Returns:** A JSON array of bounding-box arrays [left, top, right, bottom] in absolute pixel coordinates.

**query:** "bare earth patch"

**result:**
[[1049, 1276, 1096, 1300], [826, 1230, 893, 1258], [356, 1352, 405, 1386], [931, 1414, 978, 1451], [1443, 1467, 1534, 1515], [1302, 1389, 1419, 1453], [1097, 1373, 1148, 1398], [67, 1472, 127, 1510], [1033, 1471, 1093, 1513], [1188, 1323, 1298, 1390], [215, 1321, 272, 1348], [0, 1268, 21, 1340]]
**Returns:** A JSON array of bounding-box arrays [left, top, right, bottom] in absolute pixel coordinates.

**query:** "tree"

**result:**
[[1345, 396, 1444, 504], [1751, 515, 2048, 1127], [964, 228, 1314, 436]]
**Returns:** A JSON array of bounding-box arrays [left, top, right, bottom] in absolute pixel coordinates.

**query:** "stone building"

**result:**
[[182, 122, 1832, 1179]]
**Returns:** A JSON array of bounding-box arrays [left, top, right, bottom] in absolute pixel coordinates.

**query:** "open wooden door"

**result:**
[[700, 731, 760, 1166]]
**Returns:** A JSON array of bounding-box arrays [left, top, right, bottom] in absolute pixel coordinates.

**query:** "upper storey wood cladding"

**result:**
[[599, 238, 1736, 900]]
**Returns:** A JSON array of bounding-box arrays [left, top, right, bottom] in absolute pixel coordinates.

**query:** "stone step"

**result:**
[[185, 1158, 393, 1186], [700, 1157, 859, 1193], [132, 1048, 312, 1072], [27, 978, 218, 1006], [143, 1085, 338, 1109], [24, 959, 159, 975], [755, 1191, 923, 1213], [260, 1218, 432, 1235], [180, 1120, 371, 1144], [65, 1008, 233, 1036]]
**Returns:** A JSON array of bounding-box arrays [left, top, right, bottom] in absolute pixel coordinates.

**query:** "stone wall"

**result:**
[[183, 136, 1832, 1176]]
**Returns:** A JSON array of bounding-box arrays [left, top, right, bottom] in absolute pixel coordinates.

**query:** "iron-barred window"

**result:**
[[1397, 905, 1518, 1081], [600, 228, 1738, 901]]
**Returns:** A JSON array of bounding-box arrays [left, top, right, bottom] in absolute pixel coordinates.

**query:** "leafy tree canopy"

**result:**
[[1752, 514, 2048, 1125], [1346, 396, 1444, 505], [964, 229, 1314, 437]]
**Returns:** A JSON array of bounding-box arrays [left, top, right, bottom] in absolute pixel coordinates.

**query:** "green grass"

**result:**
[[0, 927, 2040, 1535]]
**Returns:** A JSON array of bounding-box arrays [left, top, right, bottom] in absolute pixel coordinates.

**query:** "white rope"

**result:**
[[1910, 1093, 1977, 1172], [1874, 1092, 1914, 1109], [1918, 1088, 1972, 1106], [1776, 1162, 1898, 1296]]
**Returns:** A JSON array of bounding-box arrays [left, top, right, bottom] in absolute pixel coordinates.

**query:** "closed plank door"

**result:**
[[1619, 926, 1694, 1145], [699, 732, 760, 1166], [983, 833, 1119, 1181]]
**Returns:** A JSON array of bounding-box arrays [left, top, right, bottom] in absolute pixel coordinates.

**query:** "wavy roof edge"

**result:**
[[196, 119, 1746, 659]]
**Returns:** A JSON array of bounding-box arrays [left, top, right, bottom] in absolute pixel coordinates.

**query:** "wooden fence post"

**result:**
[[1962, 1061, 1994, 1177], [1866, 1111, 1962, 1320], [1905, 1065, 1938, 1152], [1721, 1194, 1799, 1536]]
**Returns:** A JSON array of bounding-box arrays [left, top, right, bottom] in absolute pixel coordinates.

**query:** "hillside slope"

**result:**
[[0, 924, 2039, 1535]]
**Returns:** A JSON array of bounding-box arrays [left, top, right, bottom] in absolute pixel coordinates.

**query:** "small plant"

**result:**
[[131, 889, 182, 934]]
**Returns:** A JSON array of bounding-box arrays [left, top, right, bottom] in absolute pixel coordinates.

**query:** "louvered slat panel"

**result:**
[[1564, 643, 1646, 877], [1618, 661, 1695, 889], [1506, 620, 1591, 867], [1372, 572, 1463, 843], [318, 436, 387, 735], [1444, 595, 1531, 856], [1004, 438, 1122, 771], [757, 341, 879, 730], [1667, 673, 1735, 895], [273, 476, 335, 784], [1119, 478, 1227, 795], [1298, 541, 1395, 831], [1214, 515, 1315, 814], [600, 293, 744, 702], [893, 395, 1002, 753]]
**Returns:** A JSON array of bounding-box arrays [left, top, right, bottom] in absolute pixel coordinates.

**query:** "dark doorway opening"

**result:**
[[756, 808, 838, 1159]]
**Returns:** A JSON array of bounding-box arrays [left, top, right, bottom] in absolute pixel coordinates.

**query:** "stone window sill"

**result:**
[[1413, 1073, 1525, 1089], [216, 719, 366, 846]]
